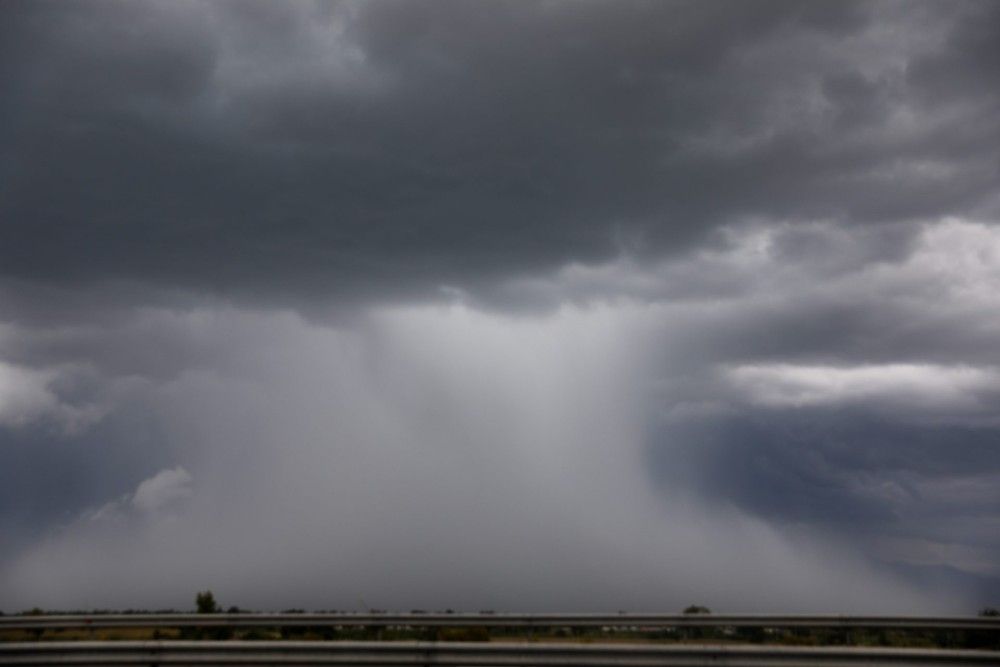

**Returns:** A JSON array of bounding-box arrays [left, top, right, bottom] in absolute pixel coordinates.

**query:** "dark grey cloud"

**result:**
[[648, 411, 1000, 533], [2, 1, 1000, 614], [2, 0, 998, 302], [0, 410, 172, 562], [647, 410, 1000, 607]]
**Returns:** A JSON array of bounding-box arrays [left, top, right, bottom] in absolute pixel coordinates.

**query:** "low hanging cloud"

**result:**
[[131, 467, 194, 514], [0, 362, 64, 428], [0, 361, 106, 434], [726, 363, 1000, 419], [85, 467, 193, 524], [3, 216, 1000, 611], [0, 302, 946, 613]]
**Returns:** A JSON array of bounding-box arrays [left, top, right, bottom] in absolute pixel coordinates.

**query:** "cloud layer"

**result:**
[[0, 301, 950, 613], [2, 1, 999, 613], [2, 1, 999, 300]]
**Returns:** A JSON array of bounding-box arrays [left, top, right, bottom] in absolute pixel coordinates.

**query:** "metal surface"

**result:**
[[2, 612, 999, 631], [1, 641, 998, 666]]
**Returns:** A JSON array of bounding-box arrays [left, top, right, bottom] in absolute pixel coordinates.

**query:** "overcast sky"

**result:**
[[2, 0, 999, 614]]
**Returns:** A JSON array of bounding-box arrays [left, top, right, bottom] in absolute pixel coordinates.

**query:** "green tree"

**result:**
[[196, 590, 219, 614], [683, 605, 711, 614]]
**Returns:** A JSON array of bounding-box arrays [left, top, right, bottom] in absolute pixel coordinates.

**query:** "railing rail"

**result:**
[[1, 641, 998, 666], [2, 612, 999, 631]]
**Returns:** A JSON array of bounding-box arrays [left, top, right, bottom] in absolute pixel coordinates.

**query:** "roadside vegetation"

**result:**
[[1, 596, 997, 650]]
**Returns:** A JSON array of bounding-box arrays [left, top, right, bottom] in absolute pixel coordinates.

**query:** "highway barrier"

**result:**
[[3, 612, 999, 631], [1, 640, 998, 666]]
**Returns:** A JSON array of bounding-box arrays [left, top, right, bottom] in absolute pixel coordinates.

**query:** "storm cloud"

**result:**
[[1, 0, 999, 613]]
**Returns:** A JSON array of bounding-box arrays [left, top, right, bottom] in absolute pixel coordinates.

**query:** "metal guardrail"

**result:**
[[2, 612, 999, 631], [0, 641, 998, 666]]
